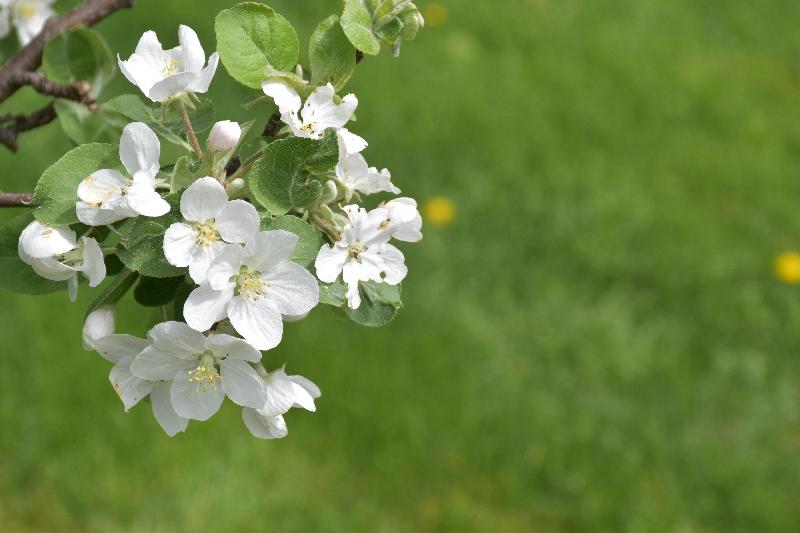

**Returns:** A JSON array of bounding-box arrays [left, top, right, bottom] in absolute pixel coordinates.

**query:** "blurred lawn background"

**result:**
[[2, 0, 800, 531]]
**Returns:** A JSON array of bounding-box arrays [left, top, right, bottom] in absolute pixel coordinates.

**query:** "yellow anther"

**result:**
[[163, 58, 178, 76]]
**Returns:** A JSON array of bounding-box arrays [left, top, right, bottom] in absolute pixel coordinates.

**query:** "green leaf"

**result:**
[[173, 281, 195, 322], [42, 28, 115, 97], [85, 268, 138, 317], [310, 15, 356, 90], [33, 143, 120, 226], [105, 94, 214, 151], [169, 155, 197, 193], [54, 99, 127, 145], [134, 275, 186, 307], [0, 213, 66, 295], [261, 215, 322, 267], [249, 129, 339, 215], [215, 2, 300, 89], [116, 194, 185, 278], [344, 281, 402, 327], [341, 0, 381, 56], [319, 279, 347, 306]]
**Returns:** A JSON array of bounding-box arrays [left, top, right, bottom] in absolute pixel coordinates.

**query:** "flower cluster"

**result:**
[[11, 1, 424, 440]]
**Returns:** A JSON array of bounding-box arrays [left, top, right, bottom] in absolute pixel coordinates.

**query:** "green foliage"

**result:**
[[310, 15, 356, 90], [215, 2, 299, 89], [134, 275, 186, 307], [105, 95, 214, 152], [53, 100, 127, 145], [42, 28, 115, 98], [116, 195, 184, 278], [340, 0, 381, 56], [85, 268, 138, 317], [33, 143, 120, 226], [168, 155, 198, 194], [344, 281, 402, 326], [318, 279, 346, 306], [248, 129, 339, 215], [261, 215, 322, 267], [0, 213, 66, 295]]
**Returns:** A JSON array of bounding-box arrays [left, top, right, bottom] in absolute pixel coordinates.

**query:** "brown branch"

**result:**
[[11, 72, 96, 108], [0, 103, 57, 151], [179, 102, 204, 159], [0, 0, 135, 103], [0, 192, 34, 207]]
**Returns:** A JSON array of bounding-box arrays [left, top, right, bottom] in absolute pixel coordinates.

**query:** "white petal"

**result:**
[[77, 169, 125, 204], [80, 237, 106, 287], [227, 296, 284, 351], [242, 409, 287, 439], [163, 222, 197, 268], [147, 320, 206, 355], [180, 176, 227, 222], [118, 53, 159, 96], [260, 368, 315, 416], [289, 375, 321, 400], [126, 181, 171, 217], [178, 24, 205, 73], [77, 202, 127, 226], [361, 243, 407, 285], [337, 128, 368, 155], [170, 370, 225, 421], [133, 30, 166, 67], [151, 381, 188, 436], [215, 200, 259, 244], [206, 244, 243, 290], [187, 240, 226, 285], [92, 334, 149, 364], [302, 84, 357, 131], [244, 230, 298, 271], [82, 306, 115, 350], [110, 354, 155, 412], [148, 71, 196, 102], [131, 345, 195, 381], [67, 274, 78, 302], [187, 52, 218, 93], [261, 261, 320, 316], [345, 279, 361, 309], [120, 122, 160, 177], [205, 334, 261, 362], [262, 78, 302, 115], [184, 284, 233, 332], [19, 220, 76, 259], [314, 244, 347, 283], [220, 359, 266, 408]]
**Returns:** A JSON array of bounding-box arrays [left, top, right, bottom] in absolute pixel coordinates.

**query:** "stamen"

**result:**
[[187, 355, 222, 392]]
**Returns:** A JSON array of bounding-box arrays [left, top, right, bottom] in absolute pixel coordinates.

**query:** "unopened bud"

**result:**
[[82, 306, 115, 350], [319, 180, 338, 204], [226, 178, 247, 199], [207, 120, 241, 152]]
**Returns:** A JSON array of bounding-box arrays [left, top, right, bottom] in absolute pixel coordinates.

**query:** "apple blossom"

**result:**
[[163, 177, 259, 284], [0, 0, 55, 45], [242, 367, 320, 440], [315, 205, 408, 309], [336, 153, 400, 198], [207, 120, 241, 152], [183, 231, 320, 350], [82, 306, 115, 350], [18, 220, 106, 302], [383, 197, 423, 243], [118, 25, 219, 102], [76, 122, 170, 226], [130, 321, 266, 421]]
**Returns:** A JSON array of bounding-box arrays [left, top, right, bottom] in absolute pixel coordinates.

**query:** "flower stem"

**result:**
[[179, 102, 204, 159], [0, 192, 33, 207], [310, 212, 342, 241]]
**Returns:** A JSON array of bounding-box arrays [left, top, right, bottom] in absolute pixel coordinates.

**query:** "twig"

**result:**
[[179, 102, 204, 159], [11, 72, 96, 108], [310, 212, 342, 241], [0, 192, 34, 207], [0, 103, 57, 151]]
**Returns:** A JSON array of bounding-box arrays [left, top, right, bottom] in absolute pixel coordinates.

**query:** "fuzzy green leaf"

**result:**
[[344, 281, 402, 327], [43, 28, 115, 98], [134, 275, 186, 307], [341, 0, 381, 56], [261, 215, 322, 267], [310, 15, 356, 90], [116, 194, 185, 278]]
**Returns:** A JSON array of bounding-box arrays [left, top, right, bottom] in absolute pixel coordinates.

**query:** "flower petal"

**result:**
[[261, 261, 319, 316], [302, 84, 357, 131], [289, 374, 321, 400], [120, 122, 160, 177], [126, 181, 171, 217], [244, 230, 298, 271], [80, 237, 106, 287], [206, 244, 243, 290], [215, 199, 259, 244], [180, 176, 227, 222], [92, 334, 149, 364], [151, 381, 188, 436], [110, 354, 155, 412], [188, 240, 226, 285], [205, 334, 261, 362], [131, 345, 195, 381], [187, 52, 219, 93], [178, 24, 205, 73], [242, 409, 287, 439], [227, 296, 284, 351], [314, 244, 347, 283], [262, 78, 302, 115], [19, 220, 76, 259], [221, 359, 267, 408], [260, 368, 316, 416], [77, 169, 126, 204], [184, 284, 233, 332], [163, 222, 197, 268], [148, 71, 196, 102], [147, 321, 206, 355], [170, 370, 225, 421]]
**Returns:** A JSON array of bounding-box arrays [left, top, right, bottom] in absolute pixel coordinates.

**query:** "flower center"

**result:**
[[348, 242, 366, 260], [234, 266, 270, 301], [15, 3, 37, 20], [163, 58, 178, 76], [187, 353, 222, 392], [194, 221, 220, 246]]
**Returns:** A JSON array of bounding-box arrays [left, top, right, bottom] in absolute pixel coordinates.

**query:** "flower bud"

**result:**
[[82, 306, 115, 350], [319, 180, 339, 204], [226, 178, 248, 199], [207, 120, 241, 152]]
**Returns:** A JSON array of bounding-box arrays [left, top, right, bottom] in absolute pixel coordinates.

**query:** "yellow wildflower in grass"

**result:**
[[422, 3, 448, 28], [774, 252, 800, 284], [423, 196, 456, 227]]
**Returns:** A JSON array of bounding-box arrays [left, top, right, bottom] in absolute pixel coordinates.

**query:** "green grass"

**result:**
[[2, 0, 800, 530]]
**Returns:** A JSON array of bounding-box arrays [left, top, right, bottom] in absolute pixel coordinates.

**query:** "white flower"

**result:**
[[18, 220, 106, 302], [0, 0, 55, 45], [183, 231, 320, 350], [76, 122, 170, 226], [262, 80, 364, 143], [93, 334, 188, 436], [163, 177, 259, 284], [130, 321, 266, 421], [242, 367, 320, 440], [315, 205, 407, 309], [118, 25, 219, 102], [82, 306, 115, 350], [207, 120, 241, 152], [383, 198, 423, 242], [336, 153, 399, 197]]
